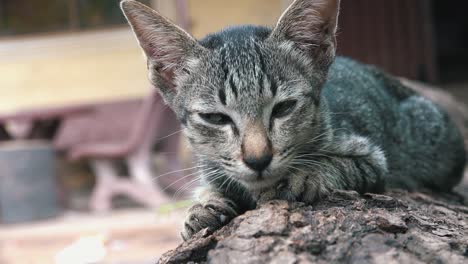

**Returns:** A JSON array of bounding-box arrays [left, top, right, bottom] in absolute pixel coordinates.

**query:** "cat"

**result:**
[[120, 0, 466, 240]]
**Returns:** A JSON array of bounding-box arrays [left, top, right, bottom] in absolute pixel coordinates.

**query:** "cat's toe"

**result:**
[[204, 198, 238, 221], [181, 203, 227, 241]]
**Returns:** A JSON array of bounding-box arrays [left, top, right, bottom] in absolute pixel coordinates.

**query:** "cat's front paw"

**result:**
[[257, 179, 300, 204], [181, 198, 238, 241]]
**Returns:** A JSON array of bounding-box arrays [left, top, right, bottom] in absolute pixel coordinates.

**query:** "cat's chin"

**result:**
[[237, 175, 283, 190]]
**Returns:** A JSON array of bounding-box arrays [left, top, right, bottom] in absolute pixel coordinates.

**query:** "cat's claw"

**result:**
[[181, 199, 238, 241]]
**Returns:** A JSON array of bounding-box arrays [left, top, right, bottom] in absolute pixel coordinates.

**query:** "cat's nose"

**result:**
[[242, 120, 273, 172], [243, 153, 273, 172]]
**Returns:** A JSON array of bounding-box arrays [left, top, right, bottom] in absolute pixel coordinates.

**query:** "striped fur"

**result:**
[[121, 0, 465, 240]]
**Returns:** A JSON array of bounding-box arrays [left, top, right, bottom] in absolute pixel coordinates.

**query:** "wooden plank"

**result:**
[[187, 0, 282, 38], [0, 28, 150, 115], [0, 209, 184, 264], [0, 209, 182, 240], [153, 0, 179, 22]]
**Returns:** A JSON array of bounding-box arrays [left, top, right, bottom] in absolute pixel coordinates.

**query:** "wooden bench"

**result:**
[[54, 91, 183, 212], [0, 26, 191, 212], [0, 92, 185, 212]]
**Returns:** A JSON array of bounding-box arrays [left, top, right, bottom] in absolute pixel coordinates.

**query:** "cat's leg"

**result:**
[[259, 135, 388, 204], [181, 186, 240, 240], [305, 135, 387, 203]]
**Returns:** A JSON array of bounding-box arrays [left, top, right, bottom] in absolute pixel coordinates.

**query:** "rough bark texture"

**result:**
[[158, 188, 468, 264]]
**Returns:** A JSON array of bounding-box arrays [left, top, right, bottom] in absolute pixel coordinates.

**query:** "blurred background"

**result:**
[[0, 0, 467, 263]]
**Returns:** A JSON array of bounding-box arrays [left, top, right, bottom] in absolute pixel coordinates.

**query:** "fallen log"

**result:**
[[158, 188, 468, 264]]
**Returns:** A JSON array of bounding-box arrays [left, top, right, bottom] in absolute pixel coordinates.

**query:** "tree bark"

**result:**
[[158, 188, 468, 264]]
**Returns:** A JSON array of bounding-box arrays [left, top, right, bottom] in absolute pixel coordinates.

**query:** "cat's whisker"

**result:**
[[286, 164, 308, 175], [290, 159, 335, 174], [161, 168, 215, 193], [152, 165, 207, 181], [219, 170, 239, 192], [161, 171, 204, 193], [172, 168, 221, 200], [172, 180, 196, 200], [172, 168, 218, 194], [154, 129, 184, 141], [173, 178, 202, 200], [293, 152, 335, 160], [291, 157, 333, 168], [225, 175, 237, 192], [204, 172, 231, 191], [312, 129, 333, 139], [218, 176, 231, 191]]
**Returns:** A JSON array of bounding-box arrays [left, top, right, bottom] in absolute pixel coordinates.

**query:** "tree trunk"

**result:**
[[158, 188, 468, 264]]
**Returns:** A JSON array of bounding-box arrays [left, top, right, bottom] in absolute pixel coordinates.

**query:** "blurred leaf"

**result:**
[[157, 199, 195, 215]]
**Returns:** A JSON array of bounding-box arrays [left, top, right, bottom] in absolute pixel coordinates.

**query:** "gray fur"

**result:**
[[121, 0, 465, 240]]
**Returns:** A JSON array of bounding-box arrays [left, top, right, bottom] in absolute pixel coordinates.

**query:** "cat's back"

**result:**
[[321, 57, 408, 142], [323, 57, 415, 106], [322, 57, 465, 191]]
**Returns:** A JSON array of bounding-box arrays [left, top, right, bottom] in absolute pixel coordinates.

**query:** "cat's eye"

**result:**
[[272, 100, 297, 119], [199, 113, 233, 125]]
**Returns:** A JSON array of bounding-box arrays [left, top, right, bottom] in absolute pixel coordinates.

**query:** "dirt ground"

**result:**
[[0, 209, 185, 264]]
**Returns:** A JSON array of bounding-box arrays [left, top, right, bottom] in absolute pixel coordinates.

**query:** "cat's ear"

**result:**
[[269, 0, 340, 70], [121, 0, 205, 103]]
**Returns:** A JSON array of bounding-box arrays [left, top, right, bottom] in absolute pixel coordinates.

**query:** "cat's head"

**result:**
[[121, 0, 340, 190]]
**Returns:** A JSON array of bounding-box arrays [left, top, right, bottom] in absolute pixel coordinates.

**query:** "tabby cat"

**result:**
[[121, 0, 465, 240]]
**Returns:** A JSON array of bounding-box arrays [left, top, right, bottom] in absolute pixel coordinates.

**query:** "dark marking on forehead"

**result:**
[[270, 78, 278, 96], [254, 44, 266, 73], [199, 25, 272, 50], [179, 109, 189, 126], [231, 123, 239, 136], [229, 74, 238, 98], [218, 88, 227, 105], [258, 74, 264, 95], [219, 48, 229, 80], [304, 91, 320, 106]]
